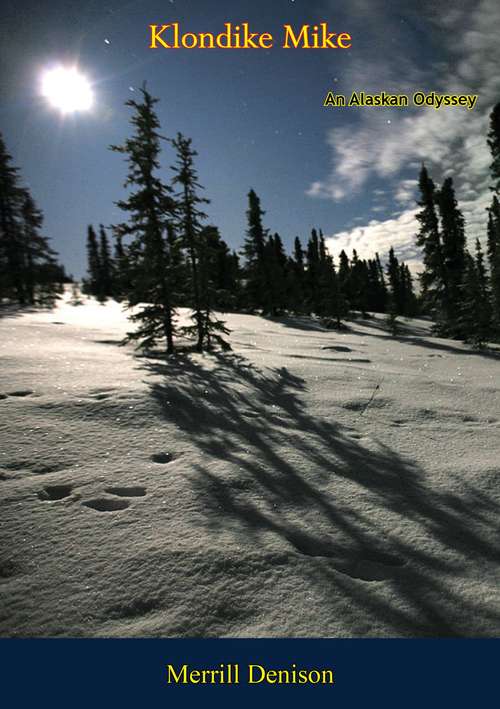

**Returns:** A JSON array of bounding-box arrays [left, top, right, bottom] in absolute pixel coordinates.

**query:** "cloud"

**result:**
[[394, 179, 418, 206], [325, 209, 420, 267]]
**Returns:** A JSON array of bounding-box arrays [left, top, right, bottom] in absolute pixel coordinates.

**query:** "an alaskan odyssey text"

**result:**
[[166, 663, 335, 685], [149, 22, 352, 49], [323, 90, 478, 110]]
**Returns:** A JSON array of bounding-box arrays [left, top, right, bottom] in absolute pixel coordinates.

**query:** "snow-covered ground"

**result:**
[[1, 292, 499, 637]]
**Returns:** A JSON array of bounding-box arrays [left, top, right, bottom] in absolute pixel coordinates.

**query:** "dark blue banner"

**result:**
[[1, 639, 498, 707]]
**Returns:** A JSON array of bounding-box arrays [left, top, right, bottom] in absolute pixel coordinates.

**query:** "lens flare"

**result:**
[[41, 67, 93, 114]]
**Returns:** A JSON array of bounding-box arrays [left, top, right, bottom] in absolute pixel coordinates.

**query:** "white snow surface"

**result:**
[[1, 293, 499, 637]]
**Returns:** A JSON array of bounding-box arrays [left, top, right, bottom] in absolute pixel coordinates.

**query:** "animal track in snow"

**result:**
[[83, 497, 130, 512], [287, 532, 406, 582], [321, 345, 352, 352], [105, 486, 146, 497], [150, 451, 180, 464], [38, 484, 73, 501]]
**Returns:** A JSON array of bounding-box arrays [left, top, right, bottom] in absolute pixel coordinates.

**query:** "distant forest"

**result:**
[[2, 87, 500, 352]]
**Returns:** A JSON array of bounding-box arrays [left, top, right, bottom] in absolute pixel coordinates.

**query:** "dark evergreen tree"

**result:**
[[0, 135, 61, 306], [459, 243, 491, 348], [487, 196, 500, 332], [366, 257, 387, 313], [375, 252, 388, 312], [200, 225, 240, 311], [242, 189, 267, 311], [474, 239, 491, 342], [338, 249, 351, 311], [386, 247, 402, 314], [262, 232, 287, 315], [20, 192, 59, 305], [436, 177, 466, 335], [110, 86, 178, 353], [85, 225, 101, 297], [98, 225, 113, 301], [112, 230, 131, 300], [171, 133, 229, 350], [487, 102, 500, 195], [401, 264, 417, 317], [0, 134, 25, 304], [321, 252, 346, 328], [415, 165, 446, 326], [305, 228, 321, 313], [288, 236, 305, 313], [349, 249, 370, 316]]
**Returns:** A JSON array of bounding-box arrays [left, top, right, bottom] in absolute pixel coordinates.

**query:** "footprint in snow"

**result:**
[[105, 486, 146, 497], [38, 484, 73, 501], [321, 345, 352, 352], [150, 452, 180, 464], [287, 532, 406, 582], [83, 497, 130, 512]]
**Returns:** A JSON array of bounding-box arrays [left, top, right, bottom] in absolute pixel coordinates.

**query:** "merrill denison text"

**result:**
[[165, 663, 335, 685], [323, 90, 478, 110], [149, 22, 352, 49]]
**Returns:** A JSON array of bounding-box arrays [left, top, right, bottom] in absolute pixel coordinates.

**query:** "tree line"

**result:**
[[84, 85, 418, 353], [3, 84, 500, 353], [0, 135, 68, 306]]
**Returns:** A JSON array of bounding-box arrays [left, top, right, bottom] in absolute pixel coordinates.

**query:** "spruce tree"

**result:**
[[386, 247, 402, 314], [487, 197, 500, 331], [85, 225, 101, 297], [338, 249, 351, 312], [98, 225, 113, 301], [402, 264, 417, 316], [112, 231, 130, 301], [415, 165, 446, 326], [375, 253, 388, 312], [487, 102, 500, 195], [350, 249, 370, 316], [197, 226, 231, 350], [322, 253, 346, 328], [436, 177, 466, 335], [474, 239, 491, 343], [242, 189, 267, 311], [289, 236, 305, 313], [460, 244, 491, 349], [20, 192, 59, 305], [0, 135, 26, 303], [110, 86, 177, 354], [305, 229, 321, 313], [0, 135, 60, 306], [261, 233, 287, 315], [200, 225, 240, 311], [171, 133, 229, 350]]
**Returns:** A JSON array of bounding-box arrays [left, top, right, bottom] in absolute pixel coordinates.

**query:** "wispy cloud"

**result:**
[[326, 209, 421, 272]]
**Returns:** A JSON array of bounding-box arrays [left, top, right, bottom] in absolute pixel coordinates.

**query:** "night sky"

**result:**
[[1, 0, 498, 277]]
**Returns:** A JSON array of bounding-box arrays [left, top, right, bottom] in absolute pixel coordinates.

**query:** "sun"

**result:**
[[41, 66, 94, 114]]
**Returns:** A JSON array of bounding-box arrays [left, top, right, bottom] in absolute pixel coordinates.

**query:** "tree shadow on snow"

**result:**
[[140, 351, 500, 637], [347, 326, 500, 360]]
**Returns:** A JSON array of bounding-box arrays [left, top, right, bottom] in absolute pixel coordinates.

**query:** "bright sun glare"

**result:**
[[41, 67, 94, 114]]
